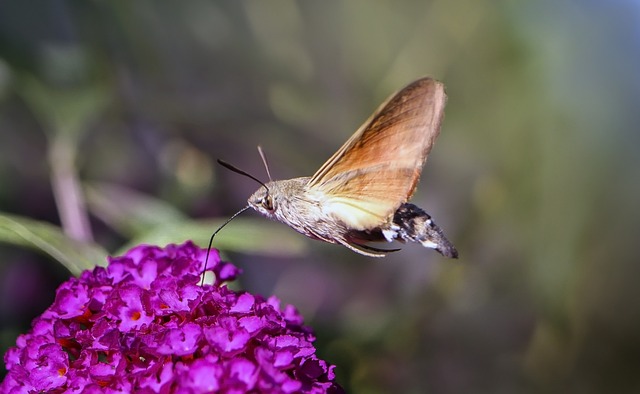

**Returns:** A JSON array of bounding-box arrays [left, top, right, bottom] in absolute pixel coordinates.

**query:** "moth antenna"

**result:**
[[257, 146, 272, 181], [201, 205, 250, 286], [217, 159, 270, 195]]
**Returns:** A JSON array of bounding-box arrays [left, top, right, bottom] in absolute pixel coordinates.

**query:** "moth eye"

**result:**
[[262, 195, 274, 211]]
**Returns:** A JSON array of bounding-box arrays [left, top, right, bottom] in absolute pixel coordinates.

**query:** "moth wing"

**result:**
[[307, 77, 447, 230]]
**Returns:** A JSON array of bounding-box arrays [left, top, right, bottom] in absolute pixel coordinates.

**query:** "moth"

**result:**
[[214, 77, 457, 259]]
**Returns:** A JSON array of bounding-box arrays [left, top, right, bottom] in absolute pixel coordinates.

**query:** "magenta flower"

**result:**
[[2, 242, 342, 393]]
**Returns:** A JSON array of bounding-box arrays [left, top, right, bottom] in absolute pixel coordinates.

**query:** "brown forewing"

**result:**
[[306, 77, 447, 230]]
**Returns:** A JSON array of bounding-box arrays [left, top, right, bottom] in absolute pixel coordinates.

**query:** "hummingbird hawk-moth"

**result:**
[[212, 77, 457, 259]]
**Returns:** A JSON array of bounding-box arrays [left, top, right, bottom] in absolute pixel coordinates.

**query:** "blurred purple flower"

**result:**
[[2, 242, 343, 393]]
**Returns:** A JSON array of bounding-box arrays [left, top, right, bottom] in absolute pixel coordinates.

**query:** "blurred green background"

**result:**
[[1, 1, 639, 393]]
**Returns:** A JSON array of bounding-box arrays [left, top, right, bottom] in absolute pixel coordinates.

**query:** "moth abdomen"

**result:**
[[388, 203, 458, 258]]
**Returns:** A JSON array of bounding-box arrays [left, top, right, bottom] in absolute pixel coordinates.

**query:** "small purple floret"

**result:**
[[2, 242, 342, 393]]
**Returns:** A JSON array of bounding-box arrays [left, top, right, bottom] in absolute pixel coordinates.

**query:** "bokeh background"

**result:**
[[1, 1, 639, 393]]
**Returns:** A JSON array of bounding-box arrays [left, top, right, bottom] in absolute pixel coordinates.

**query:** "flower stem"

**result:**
[[49, 135, 93, 242]]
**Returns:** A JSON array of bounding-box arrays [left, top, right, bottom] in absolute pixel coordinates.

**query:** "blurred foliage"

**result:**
[[0, 212, 107, 274], [1, 0, 640, 393]]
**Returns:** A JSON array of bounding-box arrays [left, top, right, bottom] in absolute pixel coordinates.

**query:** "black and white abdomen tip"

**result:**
[[390, 203, 458, 258]]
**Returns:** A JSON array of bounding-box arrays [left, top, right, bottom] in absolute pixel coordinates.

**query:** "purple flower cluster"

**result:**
[[2, 242, 342, 393]]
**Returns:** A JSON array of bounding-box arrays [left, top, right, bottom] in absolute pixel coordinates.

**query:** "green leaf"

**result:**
[[118, 218, 307, 257], [0, 212, 108, 276], [84, 182, 187, 236]]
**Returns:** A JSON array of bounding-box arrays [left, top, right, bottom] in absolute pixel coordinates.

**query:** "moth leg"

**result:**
[[352, 242, 401, 254], [306, 228, 378, 256], [336, 238, 387, 257], [307, 227, 337, 244], [336, 236, 403, 257], [307, 228, 398, 257]]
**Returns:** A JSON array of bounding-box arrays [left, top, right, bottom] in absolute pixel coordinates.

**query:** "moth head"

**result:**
[[216, 156, 275, 217], [248, 186, 276, 217]]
